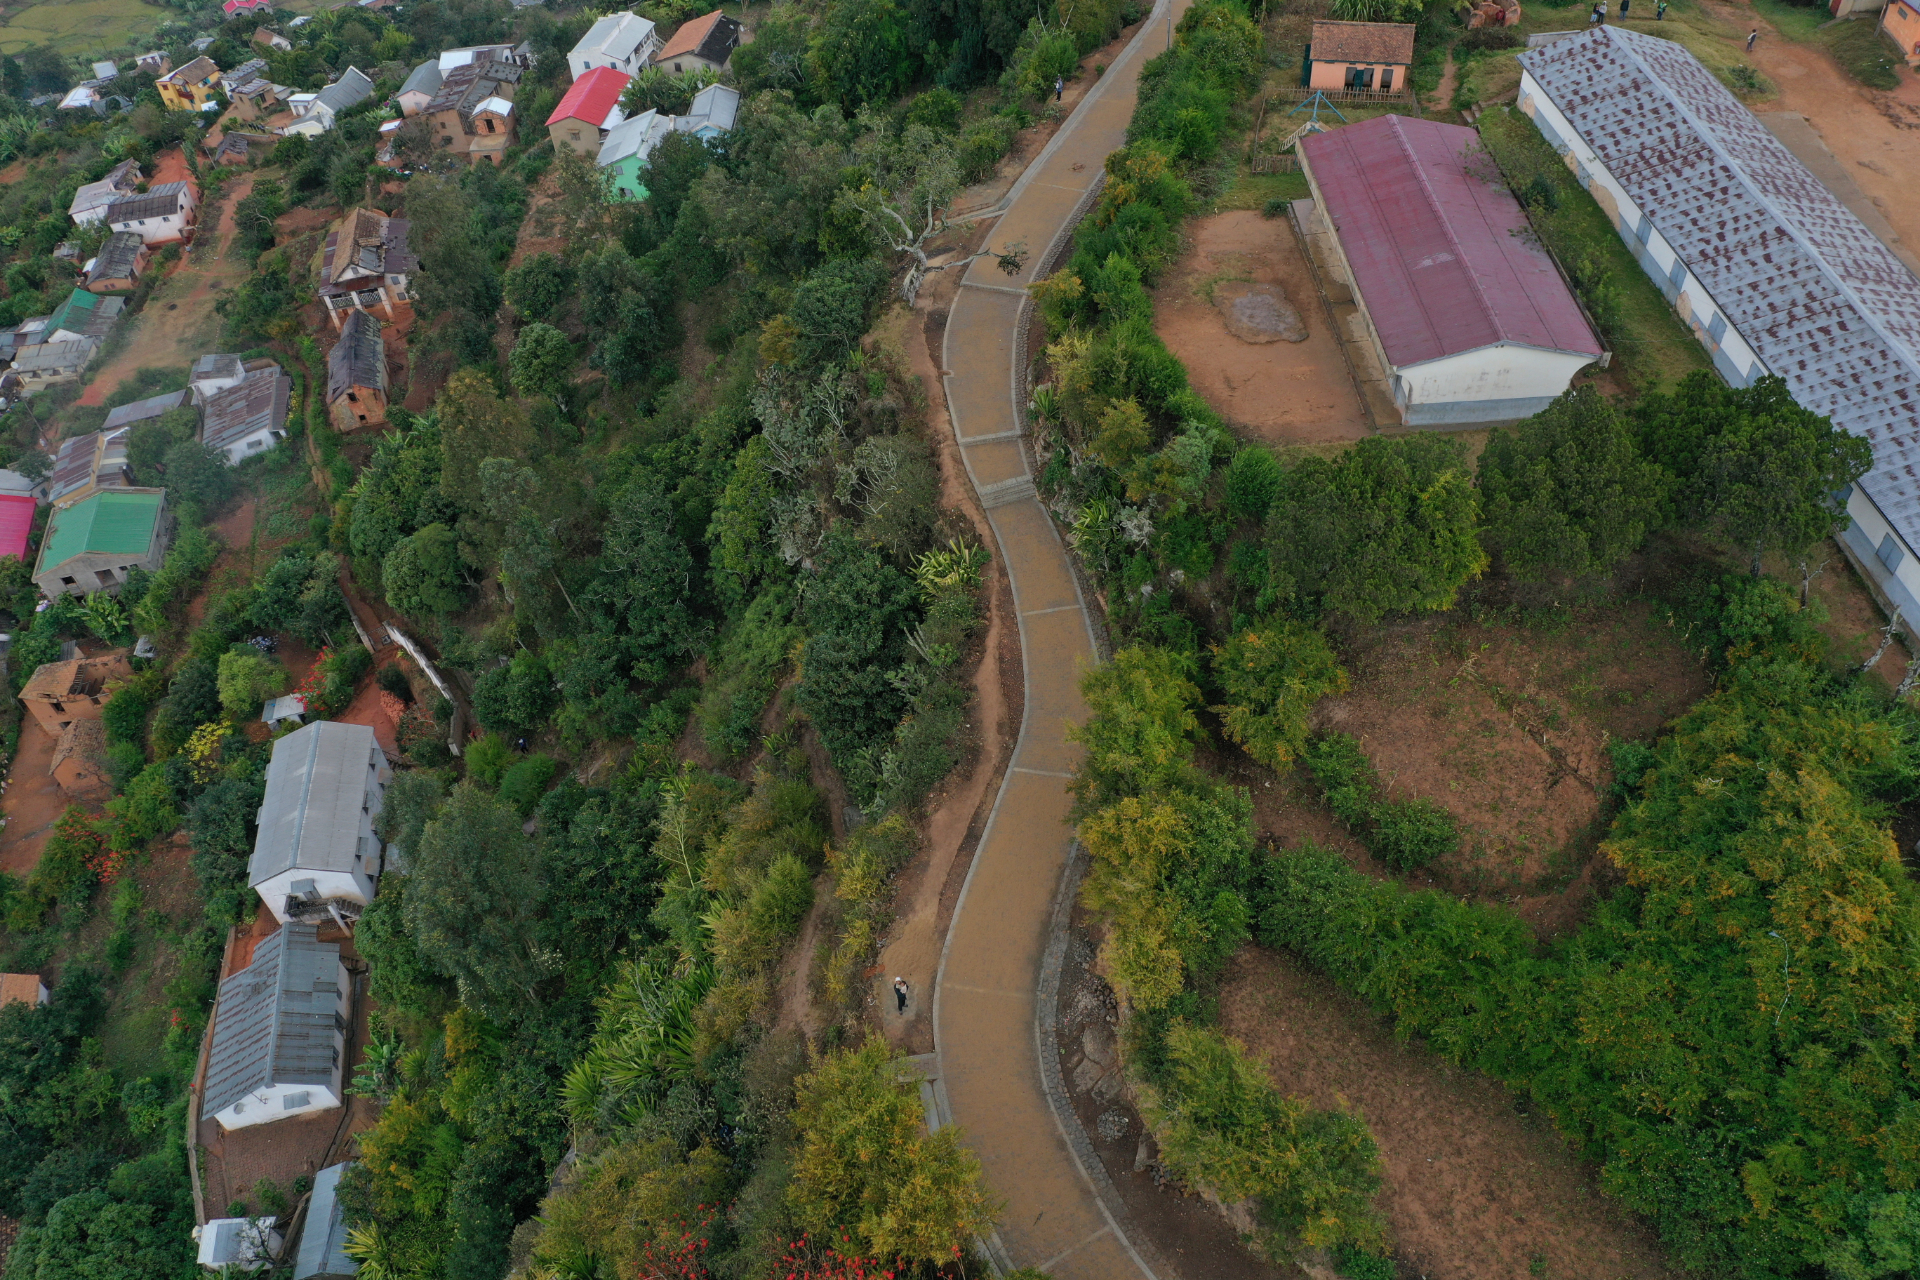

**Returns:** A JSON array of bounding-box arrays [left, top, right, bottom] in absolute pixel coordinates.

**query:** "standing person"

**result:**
[[1054, 75, 1064, 102], [1589, 3, 1600, 22], [1620, 0, 1630, 18], [1746, 28, 1758, 51], [893, 976, 910, 1014], [1597, 1, 1608, 22], [1656, 0, 1667, 19]]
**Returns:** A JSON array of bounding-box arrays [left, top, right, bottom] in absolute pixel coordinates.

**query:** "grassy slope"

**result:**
[[0, 0, 166, 56]]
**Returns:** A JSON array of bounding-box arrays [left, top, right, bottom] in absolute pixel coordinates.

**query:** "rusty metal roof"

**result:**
[[1302, 114, 1602, 367], [1520, 27, 1920, 548]]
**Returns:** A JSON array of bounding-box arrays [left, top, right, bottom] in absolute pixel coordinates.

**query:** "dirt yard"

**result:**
[[1220, 946, 1678, 1280], [1151, 211, 1368, 447], [0, 718, 77, 879]]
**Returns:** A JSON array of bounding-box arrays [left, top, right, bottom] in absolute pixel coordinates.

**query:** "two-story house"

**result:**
[[546, 65, 630, 157], [421, 59, 522, 165], [104, 181, 197, 246], [568, 11, 660, 79], [318, 207, 415, 329], [155, 56, 223, 111]]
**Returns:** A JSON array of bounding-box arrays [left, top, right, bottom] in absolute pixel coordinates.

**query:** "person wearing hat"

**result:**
[[894, 976, 910, 1013]]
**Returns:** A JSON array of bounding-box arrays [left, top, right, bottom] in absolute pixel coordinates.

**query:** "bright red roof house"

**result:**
[[546, 66, 631, 159], [0, 493, 35, 563], [1298, 113, 1605, 427]]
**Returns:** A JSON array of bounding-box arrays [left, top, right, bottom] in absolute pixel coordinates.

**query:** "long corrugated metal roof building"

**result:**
[[249, 720, 389, 926], [1298, 113, 1604, 426], [200, 923, 351, 1130], [1518, 25, 1920, 618]]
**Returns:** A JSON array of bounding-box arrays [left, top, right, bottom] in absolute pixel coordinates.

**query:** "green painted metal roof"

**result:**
[[38, 490, 162, 573], [45, 288, 100, 333]]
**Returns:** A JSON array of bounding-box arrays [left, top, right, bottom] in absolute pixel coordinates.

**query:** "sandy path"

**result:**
[[1704, 0, 1920, 256], [0, 718, 74, 879], [77, 169, 256, 411]]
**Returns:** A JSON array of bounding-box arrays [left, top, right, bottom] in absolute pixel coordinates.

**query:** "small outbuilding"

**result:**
[[293, 1163, 358, 1280], [0, 973, 49, 1007], [194, 1217, 281, 1271], [1298, 113, 1604, 426], [327, 311, 389, 430], [85, 232, 151, 294], [201, 923, 352, 1131], [249, 720, 391, 926], [102, 388, 189, 433], [45, 289, 125, 343], [1305, 20, 1415, 93]]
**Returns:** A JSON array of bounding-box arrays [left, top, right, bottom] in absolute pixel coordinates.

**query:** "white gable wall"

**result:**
[[1395, 344, 1600, 426], [210, 958, 351, 1132]]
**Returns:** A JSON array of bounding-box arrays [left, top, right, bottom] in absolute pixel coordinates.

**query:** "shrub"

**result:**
[[1367, 798, 1458, 870], [1301, 733, 1457, 869], [465, 734, 513, 789], [498, 754, 558, 816], [1209, 620, 1348, 771], [1224, 444, 1282, 524]]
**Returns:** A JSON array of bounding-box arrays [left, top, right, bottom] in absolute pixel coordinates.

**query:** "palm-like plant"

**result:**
[[561, 959, 714, 1132], [83, 592, 128, 643], [913, 539, 991, 598], [343, 1223, 398, 1280]]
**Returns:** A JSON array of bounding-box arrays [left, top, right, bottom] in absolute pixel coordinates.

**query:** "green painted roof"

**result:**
[[45, 288, 100, 333], [38, 490, 162, 573]]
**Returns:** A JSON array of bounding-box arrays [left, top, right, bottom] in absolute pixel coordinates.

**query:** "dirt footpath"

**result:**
[[0, 719, 71, 878], [1151, 211, 1368, 447], [1707, 0, 1920, 256], [1222, 946, 1678, 1280], [79, 170, 256, 409]]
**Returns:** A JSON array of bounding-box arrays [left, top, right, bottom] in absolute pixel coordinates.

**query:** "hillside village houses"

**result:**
[[249, 720, 391, 926], [282, 67, 375, 137], [67, 159, 141, 227], [49, 427, 135, 505], [421, 57, 522, 165], [547, 64, 630, 156], [45, 289, 124, 344], [319, 207, 415, 328], [106, 181, 197, 246], [200, 922, 353, 1131], [655, 9, 743, 75], [568, 10, 661, 79], [203, 366, 294, 464], [1517, 25, 1920, 637], [190, 351, 256, 404], [83, 232, 151, 294], [155, 55, 223, 112], [599, 84, 741, 199], [19, 651, 132, 736], [328, 310, 390, 429], [397, 59, 444, 115]]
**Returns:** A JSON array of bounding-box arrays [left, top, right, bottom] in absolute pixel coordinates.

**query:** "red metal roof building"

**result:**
[[546, 65, 631, 158], [1299, 113, 1605, 427], [0, 494, 36, 563]]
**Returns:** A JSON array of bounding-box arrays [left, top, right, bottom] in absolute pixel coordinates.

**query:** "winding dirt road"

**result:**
[[930, 3, 1189, 1276]]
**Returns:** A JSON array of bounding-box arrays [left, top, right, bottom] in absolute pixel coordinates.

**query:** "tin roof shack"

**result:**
[[293, 1163, 357, 1280], [203, 368, 292, 464], [655, 10, 742, 75], [1298, 114, 1604, 427], [102, 388, 189, 432], [1306, 20, 1415, 93], [196, 1218, 282, 1272], [18, 651, 132, 736], [51, 718, 112, 799], [34, 489, 169, 600], [319, 209, 415, 330], [48, 427, 135, 506], [12, 338, 101, 391], [202, 923, 352, 1131], [0, 973, 48, 1007], [85, 232, 150, 294], [67, 159, 142, 227], [397, 59, 443, 115], [250, 721, 391, 927], [1516, 26, 1920, 634], [45, 289, 125, 343], [326, 311, 388, 430]]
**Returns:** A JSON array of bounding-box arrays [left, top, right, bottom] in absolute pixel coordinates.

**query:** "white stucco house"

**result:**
[[200, 924, 351, 1132], [195, 1217, 282, 1272], [1298, 113, 1605, 426], [249, 721, 391, 926], [67, 159, 142, 227], [104, 181, 196, 246], [1518, 26, 1920, 623], [281, 67, 374, 137], [568, 11, 660, 80]]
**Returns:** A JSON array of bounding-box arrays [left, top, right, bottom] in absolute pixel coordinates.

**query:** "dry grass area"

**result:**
[[0, 0, 164, 54]]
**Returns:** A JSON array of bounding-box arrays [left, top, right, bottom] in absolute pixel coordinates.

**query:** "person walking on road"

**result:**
[[1746, 28, 1758, 51], [894, 976, 910, 1014]]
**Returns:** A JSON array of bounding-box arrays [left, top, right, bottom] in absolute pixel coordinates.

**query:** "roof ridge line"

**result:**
[[1601, 27, 1920, 381], [1394, 115, 1505, 352]]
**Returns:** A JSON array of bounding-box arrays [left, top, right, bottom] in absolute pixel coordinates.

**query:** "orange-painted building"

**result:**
[[1882, 0, 1920, 66], [1306, 20, 1416, 93]]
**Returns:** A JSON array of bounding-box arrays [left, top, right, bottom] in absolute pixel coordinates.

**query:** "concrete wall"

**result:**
[[1396, 344, 1598, 425]]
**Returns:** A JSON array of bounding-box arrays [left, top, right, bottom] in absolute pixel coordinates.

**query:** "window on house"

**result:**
[[358, 413, 368, 423], [283, 1092, 310, 1110], [1707, 313, 1728, 344], [1881, 534, 1906, 572], [1345, 65, 1375, 88], [60, 576, 76, 586], [95, 569, 115, 585], [247, 437, 264, 450], [1380, 68, 1394, 90], [1668, 257, 1686, 288]]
